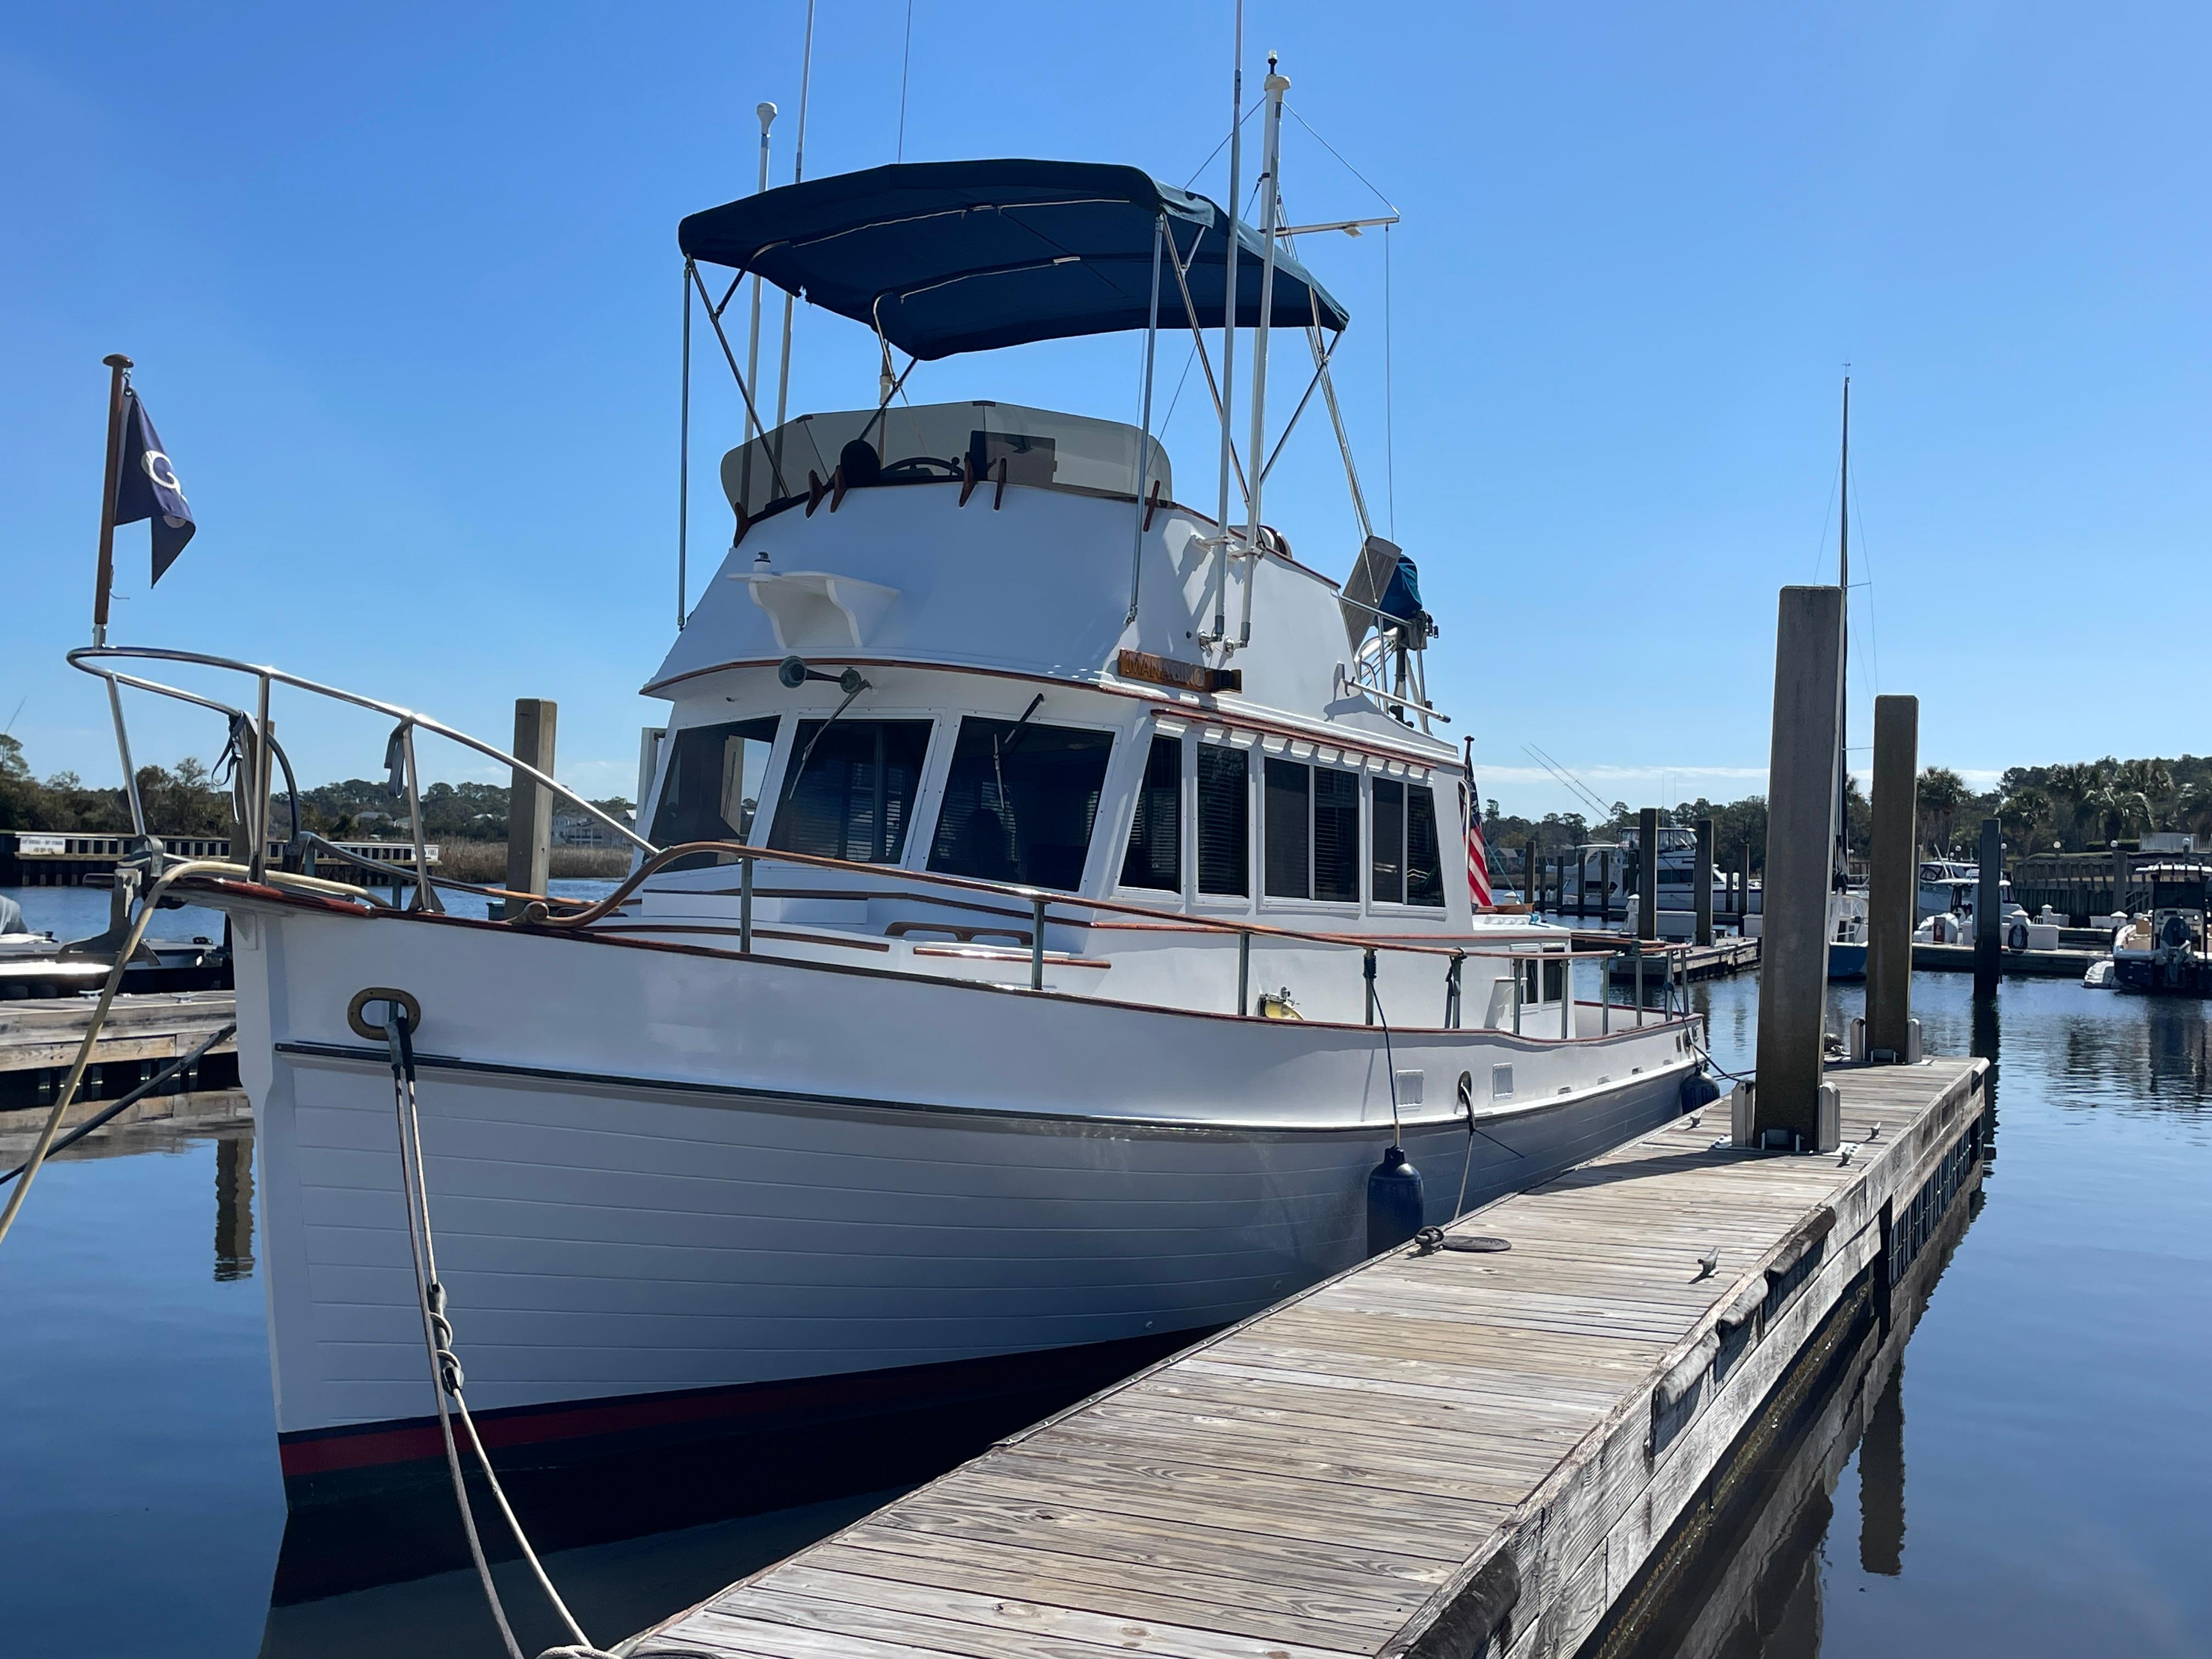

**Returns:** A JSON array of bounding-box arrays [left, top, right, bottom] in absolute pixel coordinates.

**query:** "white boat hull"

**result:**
[[227, 893, 1697, 1576]]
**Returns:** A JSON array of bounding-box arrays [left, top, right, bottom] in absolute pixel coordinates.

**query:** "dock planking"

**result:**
[[632, 1057, 1988, 1659], [0, 989, 236, 1075]]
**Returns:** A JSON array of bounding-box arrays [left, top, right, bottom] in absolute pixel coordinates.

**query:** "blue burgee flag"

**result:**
[[112, 388, 195, 584]]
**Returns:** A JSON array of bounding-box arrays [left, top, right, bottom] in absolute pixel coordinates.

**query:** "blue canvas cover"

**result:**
[[678, 159, 1351, 361]]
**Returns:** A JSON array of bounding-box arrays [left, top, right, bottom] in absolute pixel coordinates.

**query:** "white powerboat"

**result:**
[[72, 148, 1706, 1585]]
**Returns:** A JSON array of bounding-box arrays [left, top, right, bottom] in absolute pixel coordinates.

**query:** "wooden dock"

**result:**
[[631, 1057, 1987, 1659], [1569, 935, 1760, 983], [0, 990, 238, 1096], [1911, 941, 2098, 979]]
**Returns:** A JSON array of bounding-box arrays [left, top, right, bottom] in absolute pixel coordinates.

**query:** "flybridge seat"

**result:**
[[723, 400, 1171, 526]]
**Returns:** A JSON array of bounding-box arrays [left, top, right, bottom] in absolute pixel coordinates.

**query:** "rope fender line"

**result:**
[[378, 999, 616, 1659]]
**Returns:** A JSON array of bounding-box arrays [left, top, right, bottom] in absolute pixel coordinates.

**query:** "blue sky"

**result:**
[[4, 2, 2204, 818]]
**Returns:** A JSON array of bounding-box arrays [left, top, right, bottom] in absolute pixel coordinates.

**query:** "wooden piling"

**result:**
[[1754, 586, 1844, 1148], [1637, 807, 1660, 941], [1974, 816, 2002, 995], [504, 699, 558, 919], [1866, 695, 1918, 1057], [1694, 816, 1714, 948]]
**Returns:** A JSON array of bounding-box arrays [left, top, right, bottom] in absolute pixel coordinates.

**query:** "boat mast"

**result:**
[[1835, 375, 1850, 891], [1238, 53, 1289, 648], [1205, 0, 1244, 646], [772, 0, 817, 441]]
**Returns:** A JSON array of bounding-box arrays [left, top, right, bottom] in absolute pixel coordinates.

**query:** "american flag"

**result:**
[[1461, 742, 1493, 909]]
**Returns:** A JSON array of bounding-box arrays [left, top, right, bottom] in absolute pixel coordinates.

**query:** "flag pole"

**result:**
[[92, 352, 133, 647]]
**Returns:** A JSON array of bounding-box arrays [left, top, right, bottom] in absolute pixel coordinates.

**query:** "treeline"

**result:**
[[0, 734, 630, 842], [1485, 753, 2212, 873]]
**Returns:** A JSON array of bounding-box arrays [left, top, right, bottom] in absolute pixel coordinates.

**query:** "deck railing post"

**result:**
[[1561, 953, 1572, 1039], [1363, 949, 1377, 1025], [1634, 952, 1645, 1026], [1237, 929, 1250, 1015], [1031, 895, 1047, 990], [1510, 957, 1522, 1036], [1445, 950, 1463, 1029], [740, 854, 754, 953], [1602, 958, 1611, 1035]]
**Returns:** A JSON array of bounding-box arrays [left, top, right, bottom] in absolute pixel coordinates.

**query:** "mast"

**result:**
[[1835, 375, 1850, 889], [1205, 0, 1244, 646]]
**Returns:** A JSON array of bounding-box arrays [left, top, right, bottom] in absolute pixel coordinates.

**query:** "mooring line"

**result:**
[[381, 1003, 613, 1659]]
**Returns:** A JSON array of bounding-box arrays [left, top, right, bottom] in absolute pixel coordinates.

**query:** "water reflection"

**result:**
[[215, 1132, 255, 1280]]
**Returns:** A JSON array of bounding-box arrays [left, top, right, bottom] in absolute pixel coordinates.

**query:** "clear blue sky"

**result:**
[[5, 2, 2204, 819]]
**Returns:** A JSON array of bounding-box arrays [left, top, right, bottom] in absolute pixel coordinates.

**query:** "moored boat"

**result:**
[[71, 142, 1710, 1588]]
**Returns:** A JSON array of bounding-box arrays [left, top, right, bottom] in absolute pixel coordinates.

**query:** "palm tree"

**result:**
[[1917, 767, 1972, 851]]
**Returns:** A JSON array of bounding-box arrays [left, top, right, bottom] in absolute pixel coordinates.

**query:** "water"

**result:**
[[0, 879, 622, 947], [2, 969, 2208, 1656]]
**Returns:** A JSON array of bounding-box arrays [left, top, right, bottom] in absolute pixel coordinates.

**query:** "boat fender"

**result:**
[[1366, 1145, 1425, 1257], [1679, 1070, 1722, 1115], [2006, 918, 2028, 952]]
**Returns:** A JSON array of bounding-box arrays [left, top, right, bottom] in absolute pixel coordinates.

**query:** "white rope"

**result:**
[[382, 1005, 613, 1659]]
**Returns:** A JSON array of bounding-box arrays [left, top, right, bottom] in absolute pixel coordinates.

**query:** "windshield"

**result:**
[[928, 716, 1114, 892], [721, 400, 1171, 522]]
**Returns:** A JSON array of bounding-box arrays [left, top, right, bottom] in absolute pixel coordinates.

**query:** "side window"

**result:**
[[1262, 758, 1311, 899], [1371, 777, 1404, 905], [1263, 758, 1361, 902], [1314, 769, 1361, 902], [1196, 743, 1250, 897], [929, 716, 1115, 891], [647, 718, 779, 872], [1542, 957, 1567, 1002], [1119, 733, 1183, 892], [768, 720, 931, 864], [1407, 785, 1444, 907]]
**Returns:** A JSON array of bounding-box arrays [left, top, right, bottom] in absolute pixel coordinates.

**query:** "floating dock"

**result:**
[[633, 1056, 1987, 1659], [1910, 942, 2099, 979], [1567, 935, 1761, 983]]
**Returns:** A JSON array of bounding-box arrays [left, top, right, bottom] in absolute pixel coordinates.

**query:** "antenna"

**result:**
[[1522, 743, 1612, 822], [772, 0, 817, 441]]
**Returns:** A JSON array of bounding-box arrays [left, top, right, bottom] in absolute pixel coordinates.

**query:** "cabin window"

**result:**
[[1371, 778, 1404, 904], [768, 719, 931, 864], [1119, 734, 1183, 891], [1543, 957, 1567, 1003], [1263, 758, 1361, 902], [1373, 777, 1445, 907], [929, 716, 1114, 891], [647, 717, 779, 872], [1196, 743, 1250, 896]]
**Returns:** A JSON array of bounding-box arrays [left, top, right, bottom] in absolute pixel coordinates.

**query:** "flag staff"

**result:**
[[92, 353, 133, 647]]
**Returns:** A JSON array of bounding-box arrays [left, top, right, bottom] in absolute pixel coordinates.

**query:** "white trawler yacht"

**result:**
[[75, 144, 1707, 1581]]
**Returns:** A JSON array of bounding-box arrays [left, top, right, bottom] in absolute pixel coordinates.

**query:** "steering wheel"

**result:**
[[878, 455, 963, 482]]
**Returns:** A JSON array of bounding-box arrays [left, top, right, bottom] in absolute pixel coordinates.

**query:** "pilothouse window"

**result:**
[[929, 717, 1114, 891], [768, 720, 930, 864], [1197, 744, 1250, 897], [1263, 759, 1361, 902], [1120, 734, 1183, 892], [648, 718, 778, 872], [1372, 776, 1445, 908]]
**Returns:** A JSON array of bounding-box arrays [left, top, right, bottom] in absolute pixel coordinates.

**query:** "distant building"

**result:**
[[551, 806, 632, 849]]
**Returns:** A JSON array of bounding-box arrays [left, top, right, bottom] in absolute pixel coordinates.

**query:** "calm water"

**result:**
[[2, 960, 2208, 1657]]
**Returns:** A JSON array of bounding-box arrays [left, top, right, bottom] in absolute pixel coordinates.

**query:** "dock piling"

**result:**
[[1753, 585, 1844, 1149], [1974, 816, 2003, 994], [1637, 806, 1660, 941], [1867, 694, 1918, 1058], [503, 699, 558, 919], [1694, 814, 1715, 947]]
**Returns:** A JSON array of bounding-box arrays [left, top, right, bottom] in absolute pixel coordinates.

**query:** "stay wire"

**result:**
[[895, 0, 913, 162]]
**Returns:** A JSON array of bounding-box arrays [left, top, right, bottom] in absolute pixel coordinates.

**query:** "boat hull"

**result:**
[[227, 896, 1696, 1589]]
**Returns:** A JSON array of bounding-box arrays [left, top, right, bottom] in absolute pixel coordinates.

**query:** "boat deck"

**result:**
[[631, 1056, 1988, 1659]]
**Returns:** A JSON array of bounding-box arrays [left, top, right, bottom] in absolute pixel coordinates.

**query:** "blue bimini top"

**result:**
[[678, 158, 1350, 362]]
